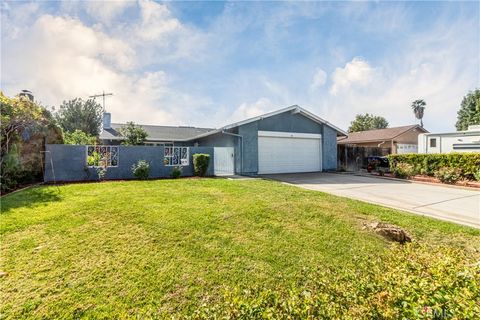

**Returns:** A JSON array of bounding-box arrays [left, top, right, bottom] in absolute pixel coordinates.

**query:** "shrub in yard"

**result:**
[[388, 153, 480, 180], [96, 167, 107, 180], [193, 153, 210, 176], [473, 169, 480, 182], [392, 162, 415, 179], [192, 243, 480, 319], [131, 160, 150, 180], [434, 167, 462, 184], [171, 166, 182, 179]]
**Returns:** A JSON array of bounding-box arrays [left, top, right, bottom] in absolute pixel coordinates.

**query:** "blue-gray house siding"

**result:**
[[196, 110, 339, 175], [45, 106, 344, 182]]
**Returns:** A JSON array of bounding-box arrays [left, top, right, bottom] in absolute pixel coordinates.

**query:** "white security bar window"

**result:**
[[86, 146, 119, 167], [164, 146, 189, 166]]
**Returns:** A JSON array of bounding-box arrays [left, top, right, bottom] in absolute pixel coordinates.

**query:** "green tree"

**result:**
[[64, 129, 97, 145], [456, 89, 480, 131], [120, 122, 148, 145], [55, 98, 103, 136], [1, 92, 62, 193], [348, 113, 389, 133], [411, 99, 426, 127]]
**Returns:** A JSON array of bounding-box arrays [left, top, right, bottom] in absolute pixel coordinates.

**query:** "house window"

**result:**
[[429, 138, 437, 148], [164, 146, 189, 166], [86, 145, 119, 167]]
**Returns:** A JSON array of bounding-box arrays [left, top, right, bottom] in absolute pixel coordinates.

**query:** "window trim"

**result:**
[[86, 145, 119, 168], [429, 138, 437, 148], [164, 146, 189, 166]]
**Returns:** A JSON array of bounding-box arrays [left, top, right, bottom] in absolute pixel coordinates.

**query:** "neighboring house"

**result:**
[[417, 125, 480, 154], [100, 105, 347, 175], [337, 125, 428, 154], [101, 123, 214, 146]]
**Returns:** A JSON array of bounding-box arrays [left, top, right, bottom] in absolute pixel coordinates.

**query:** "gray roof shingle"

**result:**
[[337, 125, 428, 144], [100, 123, 215, 142]]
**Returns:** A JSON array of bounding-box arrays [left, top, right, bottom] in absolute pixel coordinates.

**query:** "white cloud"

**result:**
[[318, 18, 478, 133], [227, 98, 274, 123], [0, 12, 197, 126], [84, 0, 135, 25], [136, 0, 181, 41], [310, 68, 327, 89], [330, 57, 376, 95], [1, 1, 477, 133]]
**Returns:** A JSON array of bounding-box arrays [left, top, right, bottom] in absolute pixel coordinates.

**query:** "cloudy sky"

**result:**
[[1, 1, 479, 132]]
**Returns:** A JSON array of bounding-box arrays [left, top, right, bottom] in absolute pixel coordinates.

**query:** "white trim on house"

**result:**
[[191, 105, 347, 141], [258, 130, 322, 139]]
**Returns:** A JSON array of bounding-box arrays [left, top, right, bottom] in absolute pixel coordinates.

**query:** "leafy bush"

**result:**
[[171, 166, 182, 179], [434, 167, 462, 184], [193, 153, 210, 177], [392, 162, 415, 179], [1, 145, 22, 194], [473, 169, 480, 182], [1, 92, 63, 193], [87, 151, 101, 167], [388, 153, 480, 180], [192, 243, 480, 319], [131, 160, 150, 180], [63, 129, 97, 145], [120, 122, 148, 145], [96, 167, 107, 180]]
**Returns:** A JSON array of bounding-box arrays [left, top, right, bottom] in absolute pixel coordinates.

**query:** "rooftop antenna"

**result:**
[[89, 91, 113, 112]]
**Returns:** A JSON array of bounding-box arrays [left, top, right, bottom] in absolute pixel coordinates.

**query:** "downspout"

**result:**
[[221, 131, 243, 174]]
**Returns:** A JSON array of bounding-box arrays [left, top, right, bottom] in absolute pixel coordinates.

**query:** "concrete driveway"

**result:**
[[263, 173, 480, 228]]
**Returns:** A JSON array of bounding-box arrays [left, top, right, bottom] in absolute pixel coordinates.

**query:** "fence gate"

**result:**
[[214, 147, 235, 176], [337, 145, 390, 172]]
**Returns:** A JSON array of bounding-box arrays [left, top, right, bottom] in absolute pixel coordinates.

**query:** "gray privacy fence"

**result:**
[[44, 144, 214, 182]]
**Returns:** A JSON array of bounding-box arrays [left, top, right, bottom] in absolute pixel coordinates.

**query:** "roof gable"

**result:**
[[192, 105, 348, 140], [100, 105, 347, 142], [338, 125, 428, 144]]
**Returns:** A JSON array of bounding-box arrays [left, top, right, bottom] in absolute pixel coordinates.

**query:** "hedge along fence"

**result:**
[[387, 153, 480, 179]]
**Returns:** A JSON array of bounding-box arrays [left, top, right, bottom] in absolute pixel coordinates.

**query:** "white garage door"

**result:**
[[258, 131, 322, 174]]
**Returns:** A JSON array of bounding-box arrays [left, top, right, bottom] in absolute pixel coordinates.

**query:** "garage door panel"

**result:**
[[258, 133, 321, 174]]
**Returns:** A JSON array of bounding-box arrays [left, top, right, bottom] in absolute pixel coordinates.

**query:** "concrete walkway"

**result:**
[[263, 173, 480, 228]]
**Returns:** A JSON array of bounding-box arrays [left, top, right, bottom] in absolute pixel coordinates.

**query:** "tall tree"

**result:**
[[411, 99, 426, 127], [1, 92, 62, 193], [63, 129, 98, 145], [55, 98, 103, 136], [455, 89, 480, 131], [348, 113, 389, 133], [120, 122, 148, 145]]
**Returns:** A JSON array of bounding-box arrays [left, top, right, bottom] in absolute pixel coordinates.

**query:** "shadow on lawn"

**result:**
[[1, 186, 62, 214]]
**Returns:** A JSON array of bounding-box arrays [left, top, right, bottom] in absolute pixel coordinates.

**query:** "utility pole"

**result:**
[[89, 91, 113, 112]]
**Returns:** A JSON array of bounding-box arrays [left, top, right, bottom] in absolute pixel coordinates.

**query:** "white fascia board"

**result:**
[[189, 105, 347, 140], [423, 131, 480, 137], [258, 131, 322, 139]]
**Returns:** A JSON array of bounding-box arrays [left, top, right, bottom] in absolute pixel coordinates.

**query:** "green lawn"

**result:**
[[1, 178, 479, 319]]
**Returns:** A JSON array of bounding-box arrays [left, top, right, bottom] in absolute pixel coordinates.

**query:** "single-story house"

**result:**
[[418, 125, 480, 153], [337, 125, 428, 154], [100, 105, 347, 175]]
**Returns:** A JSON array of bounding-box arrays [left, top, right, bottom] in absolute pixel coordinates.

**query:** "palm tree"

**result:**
[[411, 99, 426, 127]]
